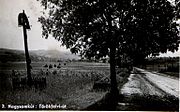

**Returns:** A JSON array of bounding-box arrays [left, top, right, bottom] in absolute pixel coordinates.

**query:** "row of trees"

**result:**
[[145, 57, 179, 65], [37, 0, 180, 104]]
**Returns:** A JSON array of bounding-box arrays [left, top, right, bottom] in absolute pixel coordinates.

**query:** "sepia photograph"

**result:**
[[0, 0, 179, 111]]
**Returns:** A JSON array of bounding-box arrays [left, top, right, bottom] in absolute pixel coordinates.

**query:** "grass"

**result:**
[[84, 67, 131, 111], [85, 91, 179, 111], [0, 61, 110, 110], [84, 67, 179, 111], [119, 93, 179, 111], [1, 61, 178, 110]]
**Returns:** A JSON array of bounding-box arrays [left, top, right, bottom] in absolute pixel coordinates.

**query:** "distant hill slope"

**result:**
[[0, 48, 80, 62], [31, 49, 80, 60]]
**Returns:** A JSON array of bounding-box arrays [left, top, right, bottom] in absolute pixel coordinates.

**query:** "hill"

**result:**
[[0, 48, 80, 62], [31, 49, 80, 60]]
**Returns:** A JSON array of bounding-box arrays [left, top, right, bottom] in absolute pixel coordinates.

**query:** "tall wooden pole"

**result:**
[[23, 22, 32, 86], [19, 10, 32, 86]]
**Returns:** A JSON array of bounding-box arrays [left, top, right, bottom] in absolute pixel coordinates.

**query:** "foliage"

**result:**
[[37, 0, 179, 61], [116, 0, 180, 64], [37, 0, 180, 97]]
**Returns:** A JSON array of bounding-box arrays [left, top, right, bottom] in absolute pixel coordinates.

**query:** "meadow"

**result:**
[[1, 59, 177, 110], [0, 61, 110, 109]]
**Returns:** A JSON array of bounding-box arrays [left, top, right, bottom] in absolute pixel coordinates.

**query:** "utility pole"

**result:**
[[18, 10, 32, 86]]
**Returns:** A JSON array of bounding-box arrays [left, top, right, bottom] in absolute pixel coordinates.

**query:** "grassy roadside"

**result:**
[[117, 93, 179, 111], [84, 68, 131, 110], [159, 72, 179, 78], [84, 67, 179, 111]]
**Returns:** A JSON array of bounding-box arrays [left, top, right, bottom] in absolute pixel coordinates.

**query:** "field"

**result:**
[[0, 60, 178, 110], [0, 61, 110, 109]]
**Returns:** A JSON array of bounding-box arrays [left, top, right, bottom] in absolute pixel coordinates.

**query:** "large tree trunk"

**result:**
[[106, 11, 119, 109], [109, 45, 119, 97], [104, 45, 119, 110]]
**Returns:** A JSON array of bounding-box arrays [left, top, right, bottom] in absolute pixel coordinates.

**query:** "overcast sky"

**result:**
[[0, 0, 67, 51], [0, 0, 179, 57]]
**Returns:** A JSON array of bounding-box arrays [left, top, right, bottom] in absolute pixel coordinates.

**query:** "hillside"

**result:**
[[31, 49, 80, 60], [0, 48, 80, 62]]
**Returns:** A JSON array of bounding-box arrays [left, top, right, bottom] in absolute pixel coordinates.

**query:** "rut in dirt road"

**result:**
[[121, 68, 179, 98], [121, 67, 179, 98], [121, 73, 166, 96], [134, 67, 179, 98], [117, 67, 179, 111]]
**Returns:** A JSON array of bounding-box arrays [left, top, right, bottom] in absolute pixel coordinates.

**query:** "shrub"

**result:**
[[52, 70, 57, 75], [49, 64, 53, 69], [43, 64, 48, 67]]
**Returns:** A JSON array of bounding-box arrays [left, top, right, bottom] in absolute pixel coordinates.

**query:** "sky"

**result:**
[[0, 0, 67, 51], [0, 0, 179, 57]]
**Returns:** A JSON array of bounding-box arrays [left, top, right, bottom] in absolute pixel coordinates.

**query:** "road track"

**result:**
[[121, 67, 179, 98]]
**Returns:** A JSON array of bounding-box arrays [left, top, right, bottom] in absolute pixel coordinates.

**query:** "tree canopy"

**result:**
[[117, 0, 179, 64], [37, 0, 180, 100], [38, 0, 179, 62]]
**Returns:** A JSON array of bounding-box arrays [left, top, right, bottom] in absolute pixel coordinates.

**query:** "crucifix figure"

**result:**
[[18, 10, 32, 86]]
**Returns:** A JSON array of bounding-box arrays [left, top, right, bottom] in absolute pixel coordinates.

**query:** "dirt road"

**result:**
[[117, 67, 179, 110], [121, 67, 179, 98]]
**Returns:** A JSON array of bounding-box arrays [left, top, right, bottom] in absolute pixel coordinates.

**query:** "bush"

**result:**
[[167, 65, 179, 72], [57, 65, 61, 68], [52, 70, 57, 75], [49, 64, 53, 69], [43, 64, 48, 67]]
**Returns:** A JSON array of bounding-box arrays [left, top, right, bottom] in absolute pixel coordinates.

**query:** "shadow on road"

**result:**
[[84, 93, 179, 111]]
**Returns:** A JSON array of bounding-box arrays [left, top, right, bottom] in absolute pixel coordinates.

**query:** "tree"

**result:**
[[175, 0, 180, 35], [37, 0, 179, 104], [117, 0, 179, 65]]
